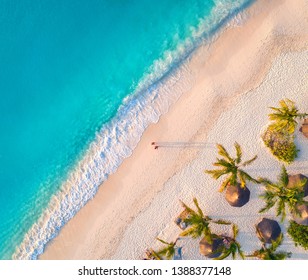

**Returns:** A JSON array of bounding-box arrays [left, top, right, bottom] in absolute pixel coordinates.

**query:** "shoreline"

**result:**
[[12, 0, 255, 260], [41, 0, 308, 260]]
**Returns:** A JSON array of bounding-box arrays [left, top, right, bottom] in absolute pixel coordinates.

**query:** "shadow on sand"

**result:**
[[151, 142, 216, 149]]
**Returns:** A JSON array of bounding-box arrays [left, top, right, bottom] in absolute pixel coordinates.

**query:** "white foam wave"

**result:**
[[13, 0, 255, 259]]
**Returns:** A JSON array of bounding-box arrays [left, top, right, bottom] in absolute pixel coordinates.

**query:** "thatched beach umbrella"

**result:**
[[287, 174, 308, 197], [300, 119, 308, 138], [225, 184, 250, 207], [292, 204, 308, 226], [199, 237, 224, 258], [256, 218, 281, 244]]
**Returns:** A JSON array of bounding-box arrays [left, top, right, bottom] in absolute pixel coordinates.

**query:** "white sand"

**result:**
[[41, 0, 308, 260], [113, 50, 308, 260]]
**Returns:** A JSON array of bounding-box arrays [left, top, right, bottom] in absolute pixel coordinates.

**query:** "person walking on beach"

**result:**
[[151, 142, 159, 149]]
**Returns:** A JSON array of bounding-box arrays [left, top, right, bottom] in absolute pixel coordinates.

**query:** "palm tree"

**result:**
[[155, 238, 178, 260], [214, 224, 245, 260], [269, 99, 307, 134], [247, 234, 291, 260], [205, 142, 258, 192], [179, 198, 230, 243], [259, 165, 308, 221]]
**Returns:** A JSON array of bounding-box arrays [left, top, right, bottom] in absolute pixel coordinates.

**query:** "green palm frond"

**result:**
[[235, 142, 242, 164], [241, 155, 258, 167], [179, 199, 210, 239], [180, 222, 211, 240], [229, 172, 238, 187], [281, 98, 294, 108], [258, 177, 274, 187], [239, 170, 259, 184], [179, 200, 197, 216], [229, 241, 244, 260], [248, 234, 291, 260], [213, 158, 234, 168], [268, 99, 307, 134], [259, 191, 277, 213], [232, 224, 239, 239], [279, 165, 289, 185], [214, 250, 231, 260], [216, 144, 234, 163], [259, 166, 307, 221], [271, 121, 296, 134], [300, 178, 308, 188], [180, 226, 199, 238], [156, 247, 174, 259], [274, 252, 292, 260], [269, 99, 296, 116], [204, 169, 228, 180], [179, 199, 231, 242], [214, 224, 244, 260], [271, 233, 283, 251], [259, 204, 275, 214], [212, 219, 232, 225], [237, 172, 245, 188], [231, 248, 236, 260], [236, 243, 245, 260], [156, 238, 177, 260], [219, 176, 232, 193], [156, 238, 170, 245], [205, 143, 258, 192], [277, 199, 286, 222], [214, 241, 244, 260], [193, 197, 204, 217]]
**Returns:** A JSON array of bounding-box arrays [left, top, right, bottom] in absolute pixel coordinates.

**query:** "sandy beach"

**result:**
[[41, 0, 308, 260]]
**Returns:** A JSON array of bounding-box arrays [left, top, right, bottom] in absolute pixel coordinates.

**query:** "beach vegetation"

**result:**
[[214, 224, 245, 260], [287, 221, 308, 250], [247, 233, 291, 260], [155, 238, 178, 260], [258, 166, 308, 221], [205, 142, 258, 192], [179, 198, 231, 243], [262, 99, 307, 164], [268, 99, 307, 134], [262, 125, 298, 164]]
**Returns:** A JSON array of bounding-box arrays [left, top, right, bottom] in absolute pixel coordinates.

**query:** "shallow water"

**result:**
[[0, 0, 253, 259]]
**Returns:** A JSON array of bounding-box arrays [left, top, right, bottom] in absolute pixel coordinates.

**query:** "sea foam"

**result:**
[[13, 0, 254, 259]]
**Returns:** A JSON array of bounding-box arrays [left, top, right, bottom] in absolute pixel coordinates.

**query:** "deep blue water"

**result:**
[[0, 0, 252, 259]]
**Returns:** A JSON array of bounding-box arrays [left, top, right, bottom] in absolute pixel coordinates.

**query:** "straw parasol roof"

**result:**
[[256, 218, 281, 244], [300, 119, 308, 138], [292, 204, 308, 226], [287, 174, 308, 197], [199, 237, 224, 258], [225, 184, 250, 207]]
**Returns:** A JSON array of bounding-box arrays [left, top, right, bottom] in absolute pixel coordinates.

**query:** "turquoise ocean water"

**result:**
[[0, 0, 253, 259]]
